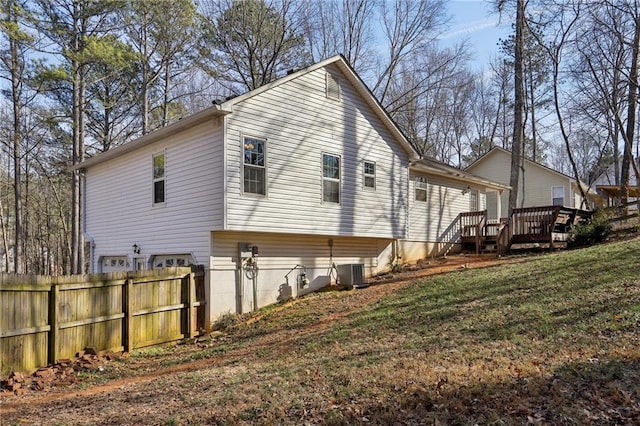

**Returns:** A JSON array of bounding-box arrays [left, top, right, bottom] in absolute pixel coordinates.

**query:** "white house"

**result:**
[[466, 146, 601, 220], [77, 55, 505, 327]]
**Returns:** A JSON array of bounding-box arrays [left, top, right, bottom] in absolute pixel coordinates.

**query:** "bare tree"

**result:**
[[301, 0, 376, 73], [373, 0, 449, 106], [496, 0, 526, 215], [0, 0, 38, 273], [33, 0, 123, 274], [199, 0, 309, 93]]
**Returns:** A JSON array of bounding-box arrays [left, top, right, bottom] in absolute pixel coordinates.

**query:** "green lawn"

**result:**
[[3, 237, 639, 425], [178, 237, 640, 424]]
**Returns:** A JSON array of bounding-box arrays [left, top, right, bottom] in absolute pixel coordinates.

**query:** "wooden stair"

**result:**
[[460, 206, 593, 255]]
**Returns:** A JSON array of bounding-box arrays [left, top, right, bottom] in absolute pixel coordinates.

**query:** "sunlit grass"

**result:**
[[4, 238, 638, 425]]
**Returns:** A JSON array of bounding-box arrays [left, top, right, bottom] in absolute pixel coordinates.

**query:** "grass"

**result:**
[[2, 237, 639, 425]]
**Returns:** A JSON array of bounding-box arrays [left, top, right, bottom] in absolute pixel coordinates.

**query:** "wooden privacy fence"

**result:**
[[0, 266, 206, 375]]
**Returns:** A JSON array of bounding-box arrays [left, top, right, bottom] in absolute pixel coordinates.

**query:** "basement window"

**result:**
[[100, 256, 131, 273]]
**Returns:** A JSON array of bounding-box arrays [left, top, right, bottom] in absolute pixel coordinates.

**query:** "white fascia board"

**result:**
[[411, 161, 510, 191], [73, 104, 232, 171]]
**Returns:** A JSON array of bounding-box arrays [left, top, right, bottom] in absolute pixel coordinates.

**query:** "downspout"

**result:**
[[236, 260, 244, 315], [222, 115, 228, 231], [81, 169, 95, 273]]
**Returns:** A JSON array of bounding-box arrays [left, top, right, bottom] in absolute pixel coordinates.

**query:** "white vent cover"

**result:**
[[326, 73, 340, 100]]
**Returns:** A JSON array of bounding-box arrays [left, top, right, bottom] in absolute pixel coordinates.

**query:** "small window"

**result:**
[[243, 137, 266, 195], [470, 190, 479, 211], [552, 186, 564, 206], [153, 153, 165, 204], [326, 72, 340, 100], [152, 255, 192, 269], [363, 161, 376, 189], [101, 256, 131, 273], [415, 176, 428, 202], [323, 153, 340, 203]]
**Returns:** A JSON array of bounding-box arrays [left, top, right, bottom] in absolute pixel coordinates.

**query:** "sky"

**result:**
[[443, 0, 512, 71]]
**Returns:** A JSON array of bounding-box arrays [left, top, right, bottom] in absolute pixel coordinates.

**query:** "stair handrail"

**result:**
[[475, 210, 487, 254]]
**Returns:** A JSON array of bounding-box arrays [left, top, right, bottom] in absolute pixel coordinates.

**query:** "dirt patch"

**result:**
[[0, 252, 534, 424]]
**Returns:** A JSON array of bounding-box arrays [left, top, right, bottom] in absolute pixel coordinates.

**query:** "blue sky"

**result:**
[[442, 0, 512, 70]]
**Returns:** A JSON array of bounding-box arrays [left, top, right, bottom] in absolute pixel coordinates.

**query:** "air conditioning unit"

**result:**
[[337, 263, 365, 289]]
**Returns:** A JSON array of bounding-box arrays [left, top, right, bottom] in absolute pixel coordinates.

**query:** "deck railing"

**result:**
[[460, 210, 487, 253], [470, 205, 593, 256]]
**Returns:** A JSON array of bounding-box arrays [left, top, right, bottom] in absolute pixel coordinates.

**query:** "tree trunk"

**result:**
[[9, 1, 23, 273], [620, 11, 640, 205], [509, 0, 525, 216]]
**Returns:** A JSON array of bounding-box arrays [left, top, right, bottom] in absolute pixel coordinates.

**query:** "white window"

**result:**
[[323, 153, 340, 203], [326, 72, 340, 100], [363, 161, 376, 189], [552, 186, 564, 206], [153, 152, 165, 204], [243, 137, 266, 195], [100, 256, 131, 273], [153, 255, 192, 268], [470, 190, 479, 211], [415, 176, 428, 202]]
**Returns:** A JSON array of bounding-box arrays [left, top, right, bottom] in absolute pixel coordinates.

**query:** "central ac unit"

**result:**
[[337, 263, 365, 289]]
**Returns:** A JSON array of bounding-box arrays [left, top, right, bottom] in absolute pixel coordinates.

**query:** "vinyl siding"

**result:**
[[85, 119, 224, 272], [207, 231, 393, 317], [408, 171, 483, 242], [224, 64, 410, 239], [468, 149, 574, 217]]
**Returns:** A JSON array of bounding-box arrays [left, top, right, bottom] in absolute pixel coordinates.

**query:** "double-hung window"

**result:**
[[153, 152, 165, 204], [552, 186, 564, 206], [415, 176, 428, 202], [469, 190, 478, 211], [322, 154, 340, 203], [363, 161, 376, 189], [243, 137, 266, 196]]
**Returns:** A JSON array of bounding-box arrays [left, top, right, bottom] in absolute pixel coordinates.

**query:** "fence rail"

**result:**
[[1, 266, 205, 375]]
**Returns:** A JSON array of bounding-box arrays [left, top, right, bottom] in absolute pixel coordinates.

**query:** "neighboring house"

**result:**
[[592, 161, 639, 209], [77, 55, 504, 327], [466, 147, 601, 220]]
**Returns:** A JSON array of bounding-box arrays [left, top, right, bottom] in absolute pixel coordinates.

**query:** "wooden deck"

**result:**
[[460, 206, 592, 255]]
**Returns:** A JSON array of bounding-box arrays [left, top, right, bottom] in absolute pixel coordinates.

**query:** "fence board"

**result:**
[[1, 266, 206, 374]]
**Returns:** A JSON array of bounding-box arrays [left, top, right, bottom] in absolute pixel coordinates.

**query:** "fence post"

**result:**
[[123, 278, 134, 352], [187, 271, 197, 339], [48, 284, 59, 365]]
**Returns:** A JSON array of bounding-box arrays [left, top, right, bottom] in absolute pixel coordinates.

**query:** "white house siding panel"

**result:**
[[468, 149, 575, 217], [224, 64, 410, 239], [207, 231, 393, 319], [85, 119, 225, 272], [405, 171, 482, 259]]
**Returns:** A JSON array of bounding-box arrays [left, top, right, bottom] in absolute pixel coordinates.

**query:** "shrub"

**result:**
[[567, 210, 612, 248]]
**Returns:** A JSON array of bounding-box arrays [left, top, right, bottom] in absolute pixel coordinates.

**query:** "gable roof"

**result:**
[[75, 55, 418, 171], [411, 157, 509, 191], [466, 146, 599, 197], [219, 54, 418, 160], [466, 146, 576, 180]]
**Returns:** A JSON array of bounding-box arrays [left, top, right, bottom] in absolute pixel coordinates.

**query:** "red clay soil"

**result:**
[[0, 253, 523, 418]]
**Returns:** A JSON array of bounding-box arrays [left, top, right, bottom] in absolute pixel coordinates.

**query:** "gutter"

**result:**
[[71, 104, 232, 171], [411, 160, 510, 191]]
